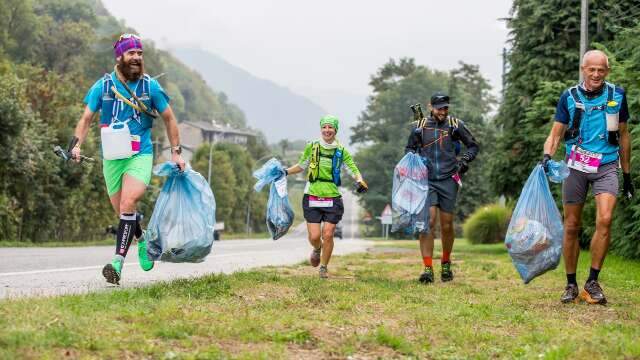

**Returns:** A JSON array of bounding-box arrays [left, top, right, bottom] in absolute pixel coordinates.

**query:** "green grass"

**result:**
[[1, 239, 639, 359]]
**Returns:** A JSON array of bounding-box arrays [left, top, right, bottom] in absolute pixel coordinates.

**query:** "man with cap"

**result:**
[[284, 115, 368, 279], [71, 33, 186, 285], [405, 92, 479, 283]]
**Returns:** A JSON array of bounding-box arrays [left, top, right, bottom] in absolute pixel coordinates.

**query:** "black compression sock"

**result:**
[[116, 213, 137, 257], [587, 267, 600, 282], [566, 273, 577, 286]]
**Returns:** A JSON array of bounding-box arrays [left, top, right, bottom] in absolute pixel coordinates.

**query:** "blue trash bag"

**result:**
[[391, 152, 430, 234], [144, 162, 216, 263], [253, 158, 294, 240], [547, 159, 570, 183], [505, 164, 563, 284]]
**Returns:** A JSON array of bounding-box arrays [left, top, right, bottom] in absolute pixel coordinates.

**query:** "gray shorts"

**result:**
[[563, 161, 619, 204], [428, 177, 459, 213]]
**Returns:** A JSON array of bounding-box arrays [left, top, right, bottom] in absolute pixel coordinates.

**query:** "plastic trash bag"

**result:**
[[547, 159, 570, 183], [253, 158, 294, 240], [505, 164, 563, 283], [144, 162, 216, 263], [391, 152, 430, 234]]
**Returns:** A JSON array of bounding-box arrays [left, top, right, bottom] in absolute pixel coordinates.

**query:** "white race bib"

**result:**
[[309, 196, 333, 208]]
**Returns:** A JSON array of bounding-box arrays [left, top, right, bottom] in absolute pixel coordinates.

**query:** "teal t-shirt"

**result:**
[[84, 72, 170, 155]]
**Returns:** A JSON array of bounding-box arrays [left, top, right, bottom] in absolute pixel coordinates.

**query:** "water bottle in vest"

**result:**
[[606, 100, 619, 146]]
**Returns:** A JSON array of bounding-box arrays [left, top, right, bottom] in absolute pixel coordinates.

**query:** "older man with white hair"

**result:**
[[542, 49, 633, 305]]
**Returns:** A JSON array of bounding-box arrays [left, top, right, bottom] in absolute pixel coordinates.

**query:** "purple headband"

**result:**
[[113, 35, 143, 58]]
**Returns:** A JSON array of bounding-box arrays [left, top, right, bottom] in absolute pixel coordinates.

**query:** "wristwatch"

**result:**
[[171, 145, 182, 155]]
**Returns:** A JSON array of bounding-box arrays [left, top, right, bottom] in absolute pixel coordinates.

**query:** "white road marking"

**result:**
[[0, 252, 269, 277]]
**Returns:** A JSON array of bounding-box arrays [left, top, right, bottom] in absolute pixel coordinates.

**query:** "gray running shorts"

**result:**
[[428, 177, 459, 213], [562, 161, 619, 204]]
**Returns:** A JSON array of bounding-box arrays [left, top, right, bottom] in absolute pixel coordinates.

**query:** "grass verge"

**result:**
[[1, 240, 639, 359]]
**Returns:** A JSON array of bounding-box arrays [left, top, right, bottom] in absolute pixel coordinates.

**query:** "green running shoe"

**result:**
[[441, 262, 454, 282], [137, 238, 154, 271], [102, 256, 123, 285]]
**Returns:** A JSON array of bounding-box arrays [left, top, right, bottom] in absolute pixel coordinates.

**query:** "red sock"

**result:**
[[441, 251, 451, 263], [422, 256, 432, 267]]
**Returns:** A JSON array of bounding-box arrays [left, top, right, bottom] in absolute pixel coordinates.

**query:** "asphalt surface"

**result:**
[[0, 191, 371, 299]]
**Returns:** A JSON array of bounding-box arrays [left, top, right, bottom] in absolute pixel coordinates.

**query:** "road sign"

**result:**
[[381, 204, 392, 225]]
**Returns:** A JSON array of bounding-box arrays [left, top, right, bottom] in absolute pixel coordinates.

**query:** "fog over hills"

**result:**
[[172, 48, 328, 142]]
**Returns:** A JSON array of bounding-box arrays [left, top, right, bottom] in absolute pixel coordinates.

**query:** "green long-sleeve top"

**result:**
[[298, 141, 361, 198]]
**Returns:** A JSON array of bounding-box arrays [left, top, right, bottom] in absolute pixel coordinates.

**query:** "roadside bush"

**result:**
[[463, 204, 511, 244]]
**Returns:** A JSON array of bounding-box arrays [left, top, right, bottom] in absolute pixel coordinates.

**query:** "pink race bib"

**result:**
[[568, 146, 602, 174]]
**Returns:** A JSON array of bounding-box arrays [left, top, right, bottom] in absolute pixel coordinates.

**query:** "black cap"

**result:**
[[430, 92, 449, 109]]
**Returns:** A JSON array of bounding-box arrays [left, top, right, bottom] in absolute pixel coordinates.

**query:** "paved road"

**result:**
[[0, 191, 371, 299]]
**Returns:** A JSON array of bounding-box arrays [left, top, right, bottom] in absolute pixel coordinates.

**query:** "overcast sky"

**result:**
[[103, 0, 512, 101]]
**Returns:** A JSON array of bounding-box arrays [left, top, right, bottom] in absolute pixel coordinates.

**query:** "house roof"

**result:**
[[182, 120, 256, 137]]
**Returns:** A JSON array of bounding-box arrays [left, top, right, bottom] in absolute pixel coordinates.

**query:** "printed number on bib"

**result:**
[[568, 145, 602, 174], [309, 196, 333, 208]]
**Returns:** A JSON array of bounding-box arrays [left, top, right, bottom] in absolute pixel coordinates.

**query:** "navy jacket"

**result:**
[[405, 116, 479, 180]]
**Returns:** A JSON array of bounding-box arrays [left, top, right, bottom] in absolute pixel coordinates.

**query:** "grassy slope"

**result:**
[[1, 240, 639, 359]]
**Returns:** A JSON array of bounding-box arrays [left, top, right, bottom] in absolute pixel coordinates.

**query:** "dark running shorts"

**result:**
[[428, 177, 459, 213], [303, 194, 344, 224], [563, 161, 619, 204]]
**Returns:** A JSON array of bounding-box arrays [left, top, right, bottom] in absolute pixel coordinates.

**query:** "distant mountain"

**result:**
[[172, 48, 327, 142]]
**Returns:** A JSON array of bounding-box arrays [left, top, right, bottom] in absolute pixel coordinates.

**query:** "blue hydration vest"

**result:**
[[100, 73, 154, 129], [564, 82, 622, 165], [331, 146, 344, 186]]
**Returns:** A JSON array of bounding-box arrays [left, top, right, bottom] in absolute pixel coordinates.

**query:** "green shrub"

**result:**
[[463, 204, 511, 245]]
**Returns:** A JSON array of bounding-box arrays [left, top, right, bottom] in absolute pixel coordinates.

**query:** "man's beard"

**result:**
[[117, 58, 144, 81], [432, 112, 447, 122]]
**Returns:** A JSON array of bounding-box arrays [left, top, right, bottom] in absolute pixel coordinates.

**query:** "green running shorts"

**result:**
[[103, 154, 153, 196]]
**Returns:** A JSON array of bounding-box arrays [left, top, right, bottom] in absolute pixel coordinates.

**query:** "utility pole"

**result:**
[[207, 141, 213, 184], [246, 202, 251, 235], [579, 0, 588, 82]]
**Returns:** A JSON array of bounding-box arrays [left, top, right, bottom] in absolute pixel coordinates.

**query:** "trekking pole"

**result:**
[[53, 136, 95, 164], [410, 104, 427, 128]]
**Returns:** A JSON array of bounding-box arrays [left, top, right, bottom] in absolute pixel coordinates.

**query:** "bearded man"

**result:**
[[71, 34, 185, 285]]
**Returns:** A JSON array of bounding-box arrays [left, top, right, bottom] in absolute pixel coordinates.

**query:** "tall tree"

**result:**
[[351, 59, 496, 229], [490, 0, 640, 197]]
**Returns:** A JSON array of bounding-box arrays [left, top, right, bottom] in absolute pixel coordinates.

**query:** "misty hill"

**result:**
[[172, 48, 327, 142]]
